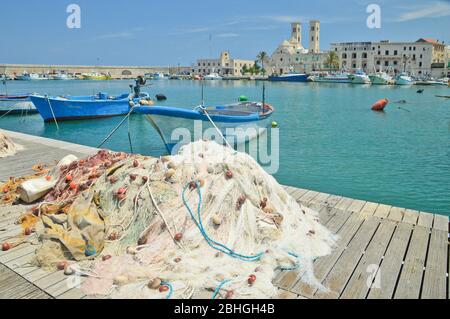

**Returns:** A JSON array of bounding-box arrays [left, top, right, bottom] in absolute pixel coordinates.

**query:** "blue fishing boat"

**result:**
[[268, 72, 309, 82], [0, 94, 36, 115], [30, 92, 150, 122], [134, 102, 274, 153]]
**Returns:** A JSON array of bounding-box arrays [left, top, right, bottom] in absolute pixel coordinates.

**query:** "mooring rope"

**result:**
[[97, 106, 136, 149], [45, 96, 59, 130]]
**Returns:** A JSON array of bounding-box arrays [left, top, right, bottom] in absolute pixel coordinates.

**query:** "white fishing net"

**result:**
[[0, 131, 22, 158], [66, 140, 338, 299]]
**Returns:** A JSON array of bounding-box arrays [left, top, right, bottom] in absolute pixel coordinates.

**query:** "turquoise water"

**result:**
[[1, 80, 449, 215]]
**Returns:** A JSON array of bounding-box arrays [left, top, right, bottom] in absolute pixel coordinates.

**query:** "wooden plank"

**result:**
[[273, 210, 352, 292], [315, 216, 381, 299], [273, 289, 298, 299], [421, 229, 448, 299], [334, 197, 354, 212], [433, 214, 448, 231], [347, 199, 367, 214], [47, 276, 86, 298], [373, 204, 392, 219], [33, 271, 67, 290], [359, 202, 379, 218], [298, 190, 320, 205], [388, 206, 404, 222], [417, 212, 434, 229], [57, 286, 86, 299], [340, 219, 397, 299], [402, 209, 419, 225], [0, 244, 36, 264], [394, 226, 430, 299], [290, 213, 365, 298]]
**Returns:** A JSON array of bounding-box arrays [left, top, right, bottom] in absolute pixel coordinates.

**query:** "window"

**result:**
[[420, 54, 422, 59], [404, 47, 407, 51], [409, 47, 412, 51], [198, 63, 200, 66], [377, 60, 381, 65], [385, 50, 389, 55], [385, 61, 389, 66], [342, 53, 347, 59], [413, 47, 416, 51], [394, 50, 398, 55], [362, 53, 367, 58], [311, 36, 314, 41], [372, 47, 376, 50], [419, 62, 422, 67], [352, 63, 356, 68], [378, 51, 381, 55], [394, 61, 398, 65], [352, 53, 357, 59]]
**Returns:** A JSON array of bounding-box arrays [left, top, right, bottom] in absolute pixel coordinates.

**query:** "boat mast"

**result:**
[[2, 66, 7, 96]]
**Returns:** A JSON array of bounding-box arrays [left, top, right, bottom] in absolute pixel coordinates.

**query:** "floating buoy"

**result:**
[[65, 174, 73, 182], [417, 89, 424, 94], [117, 187, 126, 195], [174, 233, 183, 241], [148, 278, 161, 290], [159, 285, 169, 293], [248, 274, 257, 285], [133, 159, 140, 168], [155, 94, 167, 101], [69, 182, 77, 190], [371, 98, 389, 111], [271, 121, 278, 128], [239, 95, 248, 102], [57, 261, 67, 271], [2, 242, 11, 251]]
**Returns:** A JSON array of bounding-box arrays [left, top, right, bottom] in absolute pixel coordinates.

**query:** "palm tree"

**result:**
[[325, 51, 340, 70], [257, 51, 269, 76]]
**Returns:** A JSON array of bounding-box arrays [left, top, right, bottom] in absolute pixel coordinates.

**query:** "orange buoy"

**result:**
[[372, 98, 389, 111]]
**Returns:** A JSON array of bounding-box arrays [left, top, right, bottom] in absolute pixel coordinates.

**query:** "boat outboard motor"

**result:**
[[156, 94, 167, 101], [133, 76, 147, 97]]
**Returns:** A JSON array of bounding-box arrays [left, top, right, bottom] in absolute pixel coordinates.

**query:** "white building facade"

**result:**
[[331, 38, 448, 78], [192, 52, 255, 77]]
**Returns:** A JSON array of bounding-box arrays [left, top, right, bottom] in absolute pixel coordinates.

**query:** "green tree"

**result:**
[[325, 51, 340, 70], [242, 65, 248, 75], [256, 51, 269, 75]]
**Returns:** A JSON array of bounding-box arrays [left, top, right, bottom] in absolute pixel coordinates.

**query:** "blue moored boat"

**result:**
[[30, 92, 150, 122], [0, 94, 37, 115], [134, 101, 274, 153], [268, 72, 309, 82]]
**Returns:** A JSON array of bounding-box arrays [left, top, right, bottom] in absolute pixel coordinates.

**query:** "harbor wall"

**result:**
[[0, 64, 191, 78]]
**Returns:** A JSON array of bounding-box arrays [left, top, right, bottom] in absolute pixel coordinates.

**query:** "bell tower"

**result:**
[[309, 20, 320, 53], [291, 22, 302, 46]]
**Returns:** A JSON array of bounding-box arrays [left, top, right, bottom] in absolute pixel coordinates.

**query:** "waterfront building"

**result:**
[[192, 51, 255, 77], [331, 38, 448, 78], [269, 21, 328, 75]]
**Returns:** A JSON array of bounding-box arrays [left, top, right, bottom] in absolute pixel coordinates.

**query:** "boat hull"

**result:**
[[30, 95, 133, 121], [0, 97, 36, 114], [134, 104, 273, 153], [269, 74, 309, 82]]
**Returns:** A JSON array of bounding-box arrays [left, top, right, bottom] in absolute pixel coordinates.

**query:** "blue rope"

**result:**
[[211, 279, 232, 299], [182, 181, 264, 262], [160, 281, 173, 299]]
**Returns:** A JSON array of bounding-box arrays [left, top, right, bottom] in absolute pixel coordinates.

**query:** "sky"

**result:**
[[0, 0, 449, 66]]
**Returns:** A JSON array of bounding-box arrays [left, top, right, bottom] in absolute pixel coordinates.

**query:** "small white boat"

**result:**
[[0, 94, 36, 115], [369, 72, 394, 85], [349, 70, 371, 84], [16, 72, 48, 81], [204, 72, 223, 80], [52, 73, 72, 80], [395, 72, 415, 86], [153, 73, 167, 80]]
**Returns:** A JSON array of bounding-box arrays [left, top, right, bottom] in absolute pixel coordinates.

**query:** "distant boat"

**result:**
[[310, 72, 351, 83], [268, 73, 309, 82], [369, 72, 394, 85], [152, 73, 167, 80], [81, 72, 111, 80], [134, 101, 274, 153], [0, 94, 36, 115], [204, 72, 223, 80], [349, 70, 371, 84], [16, 72, 48, 81], [52, 73, 73, 80], [395, 72, 414, 86], [30, 92, 150, 122]]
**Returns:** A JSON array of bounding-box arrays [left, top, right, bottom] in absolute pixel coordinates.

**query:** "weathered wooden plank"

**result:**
[[57, 286, 86, 299], [347, 199, 367, 214], [433, 214, 448, 231], [298, 190, 320, 205], [340, 219, 397, 299], [334, 197, 354, 212], [315, 216, 381, 299], [394, 226, 430, 299], [273, 289, 298, 299], [417, 212, 434, 229], [421, 229, 448, 299], [359, 202, 379, 218], [21, 288, 52, 299], [33, 271, 67, 290], [290, 213, 365, 298], [402, 209, 419, 225], [388, 206, 404, 222], [47, 276, 86, 298], [367, 222, 413, 299], [373, 204, 392, 219], [0, 244, 36, 263]]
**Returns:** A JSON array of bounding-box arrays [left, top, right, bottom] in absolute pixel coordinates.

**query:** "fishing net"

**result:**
[[0, 131, 22, 158], [16, 141, 336, 299]]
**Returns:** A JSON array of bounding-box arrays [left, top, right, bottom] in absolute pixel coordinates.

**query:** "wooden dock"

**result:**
[[0, 130, 448, 299]]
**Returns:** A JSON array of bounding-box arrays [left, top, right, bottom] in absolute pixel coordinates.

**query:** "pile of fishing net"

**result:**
[[0, 131, 22, 158], [26, 141, 336, 299]]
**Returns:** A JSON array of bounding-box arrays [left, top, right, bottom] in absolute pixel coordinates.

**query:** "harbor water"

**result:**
[[0, 80, 449, 215]]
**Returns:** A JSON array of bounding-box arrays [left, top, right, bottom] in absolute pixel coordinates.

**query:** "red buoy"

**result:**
[[372, 98, 389, 111]]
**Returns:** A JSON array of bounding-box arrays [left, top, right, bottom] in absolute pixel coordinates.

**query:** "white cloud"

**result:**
[[169, 27, 210, 35], [396, 1, 450, 22], [261, 15, 306, 23], [92, 32, 133, 40]]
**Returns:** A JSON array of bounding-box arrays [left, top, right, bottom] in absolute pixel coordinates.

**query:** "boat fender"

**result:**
[[371, 98, 389, 111], [271, 121, 278, 128], [156, 94, 167, 101]]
